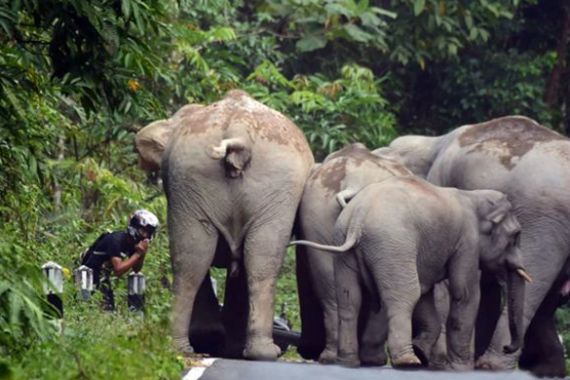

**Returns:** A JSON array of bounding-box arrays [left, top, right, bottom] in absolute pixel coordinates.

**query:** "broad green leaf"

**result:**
[[414, 0, 426, 16], [325, 3, 353, 17], [121, 0, 131, 18], [343, 24, 371, 43], [296, 34, 327, 52], [464, 12, 474, 30], [372, 7, 397, 19]]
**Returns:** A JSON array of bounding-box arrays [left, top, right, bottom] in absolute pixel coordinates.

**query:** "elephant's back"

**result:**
[[451, 115, 568, 174], [168, 90, 313, 163], [455, 115, 564, 148], [163, 90, 314, 187], [300, 147, 412, 236], [303, 145, 412, 199], [431, 116, 569, 188], [354, 177, 463, 235], [431, 117, 570, 224]]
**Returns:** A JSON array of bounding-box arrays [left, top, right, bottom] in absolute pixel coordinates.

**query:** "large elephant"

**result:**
[[137, 90, 314, 360], [136, 103, 244, 358], [379, 115, 570, 375], [291, 176, 531, 369], [295, 143, 412, 363], [137, 103, 234, 356]]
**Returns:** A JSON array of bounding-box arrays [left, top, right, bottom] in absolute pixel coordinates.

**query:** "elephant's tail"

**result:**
[[207, 137, 252, 178], [288, 233, 357, 253]]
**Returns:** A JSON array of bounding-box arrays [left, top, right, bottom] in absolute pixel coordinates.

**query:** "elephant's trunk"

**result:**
[[503, 268, 526, 354]]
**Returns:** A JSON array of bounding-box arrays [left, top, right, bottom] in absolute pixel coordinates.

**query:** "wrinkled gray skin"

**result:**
[[291, 176, 529, 370], [518, 279, 570, 377], [429, 275, 570, 377], [378, 115, 570, 375], [295, 143, 412, 364], [136, 104, 250, 359], [138, 90, 314, 360]]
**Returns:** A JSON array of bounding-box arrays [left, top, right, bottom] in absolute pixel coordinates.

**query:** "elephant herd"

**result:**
[[135, 90, 570, 377]]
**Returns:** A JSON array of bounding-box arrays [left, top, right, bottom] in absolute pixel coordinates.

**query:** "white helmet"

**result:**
[[128, 209, 159, 241]]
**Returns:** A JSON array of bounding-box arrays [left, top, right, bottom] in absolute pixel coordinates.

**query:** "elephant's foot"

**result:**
[[428, 353, 447, 370], [174, 336, 195, 357], [475, 349, 517, 371], [445, 360, 474, 371], [318, 348, 337, 364], [243, 337, 281, 361], [359, 348, 387, 367], [336, 353, 360, 368], [411, 342, 430, 367], [391, 352, 422, 369]]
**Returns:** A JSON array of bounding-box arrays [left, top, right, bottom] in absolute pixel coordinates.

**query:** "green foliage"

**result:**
[[242, 61, 396, 158], [556, 306, 570, 372], [2, 0, 570, 375], [435, 50, 557, 129], [13, 306, 182, 380], [0, 241, 55, 355], [265, 0, 396, 53], [288, 63, 396, 157], [0, 153, 172, 375], [385, 0, 518, 66]]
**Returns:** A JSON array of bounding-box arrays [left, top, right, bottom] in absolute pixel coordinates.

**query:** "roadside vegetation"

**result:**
[[2, 0, 570, 378]]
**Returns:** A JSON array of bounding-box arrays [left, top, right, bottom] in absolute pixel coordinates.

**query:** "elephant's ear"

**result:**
[[135, 119, 176, 172], [481, 196, 517, 234]]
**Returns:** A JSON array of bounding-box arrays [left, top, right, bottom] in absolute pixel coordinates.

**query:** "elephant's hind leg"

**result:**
[[242, 219, 292, 360], [519, 285, 567, 378], [307, 250, 340, 364], [412, 288, 441, 366], [368, 246, 422, 368], [358, 301, 388, 366], [335, 253, 363, 367], [171, 216, 219, 354], [296, 246, 326, 360]]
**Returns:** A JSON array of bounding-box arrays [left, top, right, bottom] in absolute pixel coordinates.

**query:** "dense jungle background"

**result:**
[[2, 0, 570, 378]]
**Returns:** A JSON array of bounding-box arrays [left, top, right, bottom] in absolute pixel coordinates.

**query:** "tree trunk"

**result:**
[[545, 4, 570, 108]]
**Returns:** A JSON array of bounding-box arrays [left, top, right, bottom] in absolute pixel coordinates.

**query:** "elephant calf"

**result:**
[[291, 176, 531, 369]]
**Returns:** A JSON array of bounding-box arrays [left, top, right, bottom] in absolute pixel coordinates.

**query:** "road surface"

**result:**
[[182, 358, 539, 380]]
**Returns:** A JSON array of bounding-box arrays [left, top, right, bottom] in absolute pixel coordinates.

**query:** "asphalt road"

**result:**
[[182, 358, 540, 380]]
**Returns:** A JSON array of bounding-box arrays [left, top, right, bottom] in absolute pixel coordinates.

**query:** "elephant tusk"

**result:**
[[516, 268, 533, 283]]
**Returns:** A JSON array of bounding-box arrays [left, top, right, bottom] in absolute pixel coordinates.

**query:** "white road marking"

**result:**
[[182, 358, 217, 380]]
